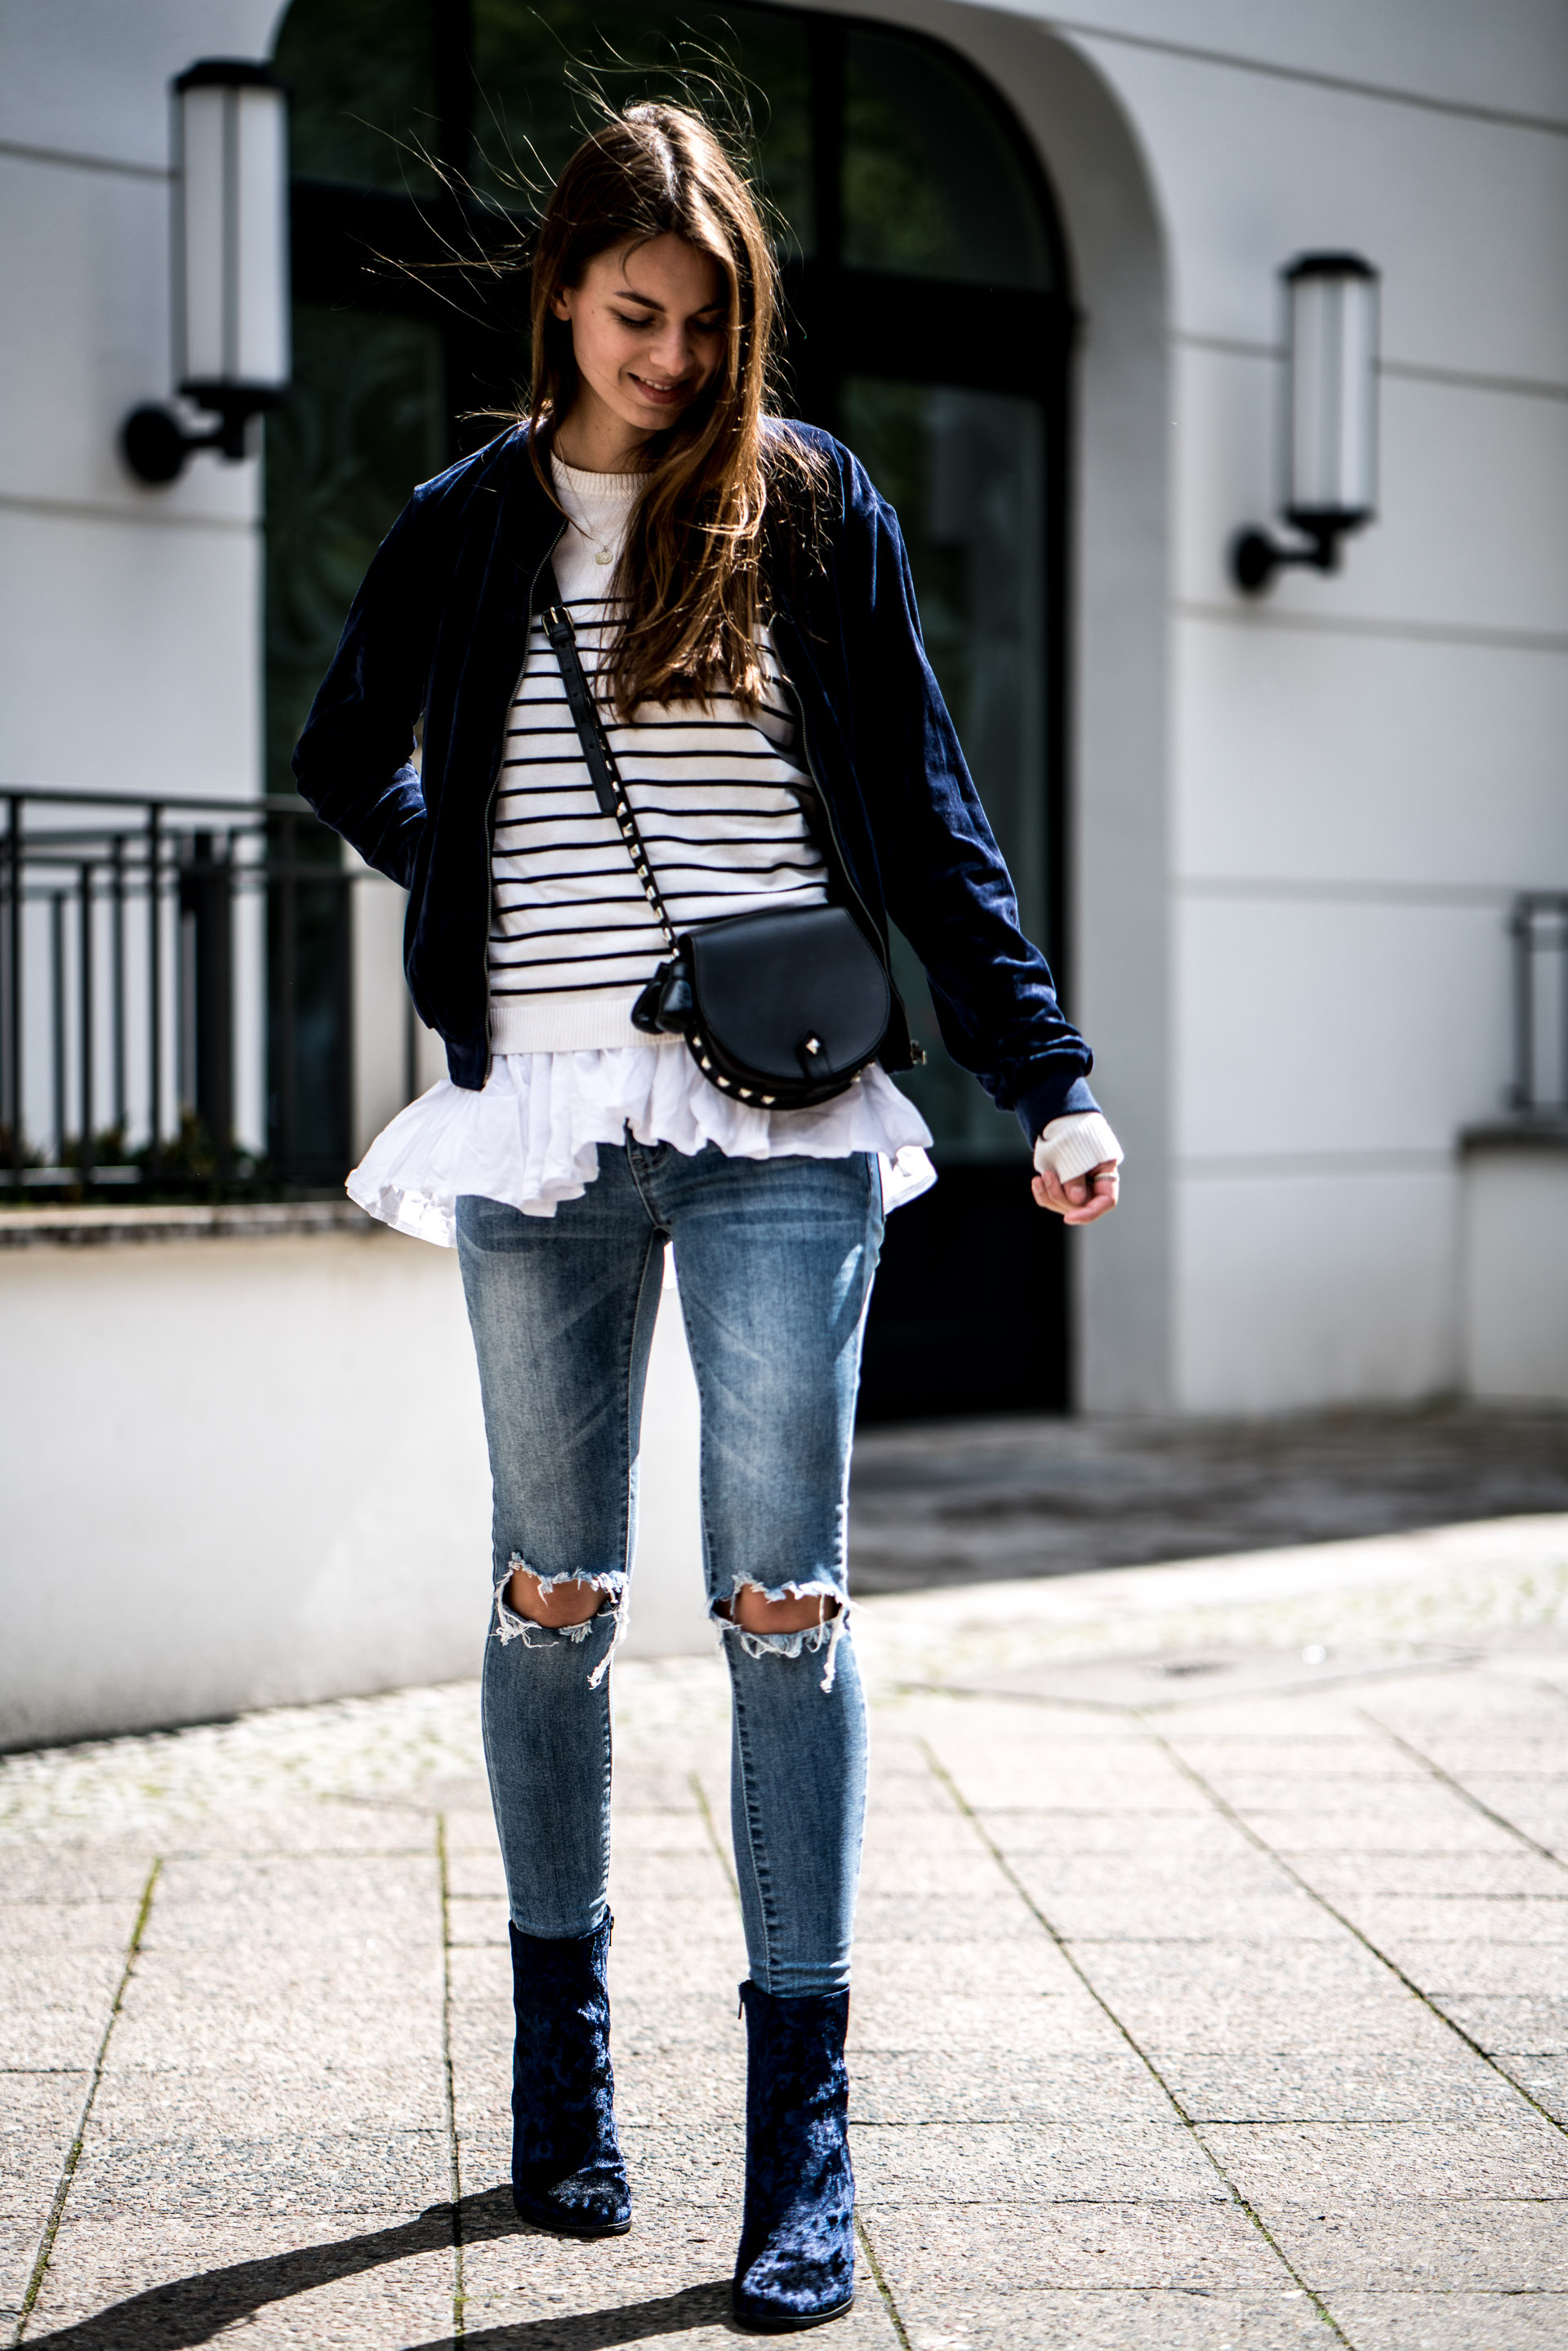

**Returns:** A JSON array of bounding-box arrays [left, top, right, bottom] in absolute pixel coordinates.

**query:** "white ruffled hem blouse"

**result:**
[[348, 1040, 938, 1249]]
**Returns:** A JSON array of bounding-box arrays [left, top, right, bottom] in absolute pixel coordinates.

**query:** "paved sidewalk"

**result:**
[[5, 1516, 1568, 2349]]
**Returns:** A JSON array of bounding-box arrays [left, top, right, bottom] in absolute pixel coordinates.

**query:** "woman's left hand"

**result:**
[[1031, 1160, 1120, 1226]]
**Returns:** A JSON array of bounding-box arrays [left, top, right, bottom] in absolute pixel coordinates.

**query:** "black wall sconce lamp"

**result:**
[[1231, 252, 1379, 594], [122, 60, 291, 485]]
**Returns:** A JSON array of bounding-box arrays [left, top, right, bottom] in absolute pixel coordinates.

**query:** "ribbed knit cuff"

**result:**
[[1033, 1111, 1123, 1184], [488, 991, 648, 1054]]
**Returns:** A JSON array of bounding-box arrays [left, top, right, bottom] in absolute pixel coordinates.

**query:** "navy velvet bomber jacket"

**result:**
[[292, 420, 1100, 1142]]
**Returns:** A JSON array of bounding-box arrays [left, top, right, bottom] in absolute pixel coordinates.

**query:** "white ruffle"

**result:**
[[348, 1040, 936, 1248]]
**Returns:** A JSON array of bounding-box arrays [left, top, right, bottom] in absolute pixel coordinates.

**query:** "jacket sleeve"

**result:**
[[848, 483, 1099, 1138], [289, 497, 433, 890]]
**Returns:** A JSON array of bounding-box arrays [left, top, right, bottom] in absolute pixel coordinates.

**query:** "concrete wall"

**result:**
[[0, 0, 289, 799], [1463, 1138, 1568, 1403], [2, 0, 296, 1159], [1033, 1, 1568, 1409], [0, 1217, 709, 1749]]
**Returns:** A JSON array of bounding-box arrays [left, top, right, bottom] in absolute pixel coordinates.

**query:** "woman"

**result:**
[[295, 101, 1120, 2334]]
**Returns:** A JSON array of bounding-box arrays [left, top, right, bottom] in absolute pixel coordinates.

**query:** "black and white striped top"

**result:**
[[487, 460, 828, 1054]]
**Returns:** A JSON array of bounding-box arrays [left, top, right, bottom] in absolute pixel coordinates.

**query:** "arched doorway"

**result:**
[[268, 0, 1073, 1416]]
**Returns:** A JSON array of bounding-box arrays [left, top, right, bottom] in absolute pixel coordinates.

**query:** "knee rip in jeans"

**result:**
[[492, 1557, 626, 1690], [713, 1578, 849, 1694]]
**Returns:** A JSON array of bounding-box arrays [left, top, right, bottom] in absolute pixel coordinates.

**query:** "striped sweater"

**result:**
[[486, 459, 828, 1055]]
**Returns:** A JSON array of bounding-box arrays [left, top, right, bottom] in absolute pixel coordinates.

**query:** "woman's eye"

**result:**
[[614, 311, 657, 329]]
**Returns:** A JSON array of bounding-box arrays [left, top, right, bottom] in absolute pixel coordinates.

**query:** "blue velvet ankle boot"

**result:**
[[508, 1916, 631, 2237], [732, 1980, 856, 2332]]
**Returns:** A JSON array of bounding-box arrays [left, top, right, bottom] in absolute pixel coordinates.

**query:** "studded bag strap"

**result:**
[[536, 563, 679, 958]]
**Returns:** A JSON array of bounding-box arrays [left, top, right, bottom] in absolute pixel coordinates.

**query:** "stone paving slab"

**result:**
[[1330, 1895, 1568, 1946], [0, 2082, 83, 2224], [459, 2222, 900, 2350], [1322, 2291, 1568, 2349], [848, 1976, 1130, 2058], [61, 2129, 452, 2220], [0, 2230, 38, 2336], [864, 2199, 1284, 2292], [0, 1952, 125, 2073], [848, 2117, 1223, 2201], [1144, 2050, 1533, 2126], [1503, 2058, 1568, 2124], [982, 1809, 1276, 1858], [0, 1850, 157, 1905], [1257, 2197, 1568, 2291], [892, 2286, 1335, 2349], [1027, 1888, 1345, 1942], [0, 1909, 143, 1961], [28, 2213, 458, 2347], [1422, 1995, 1568, 2053], [88, 2064, 447, 2137], [849, 2049, 1161, 2126], [1196, 2118, 1568, 2200], [853, 1890, 1037, 1944], [1048, 1959, 1445, 2057], [1377, 1941, 1568, 1995], [1303, 1852, 1568, 1899], [1223, 1806, 1531, 1858], [4, 1512, 1568, 2348]]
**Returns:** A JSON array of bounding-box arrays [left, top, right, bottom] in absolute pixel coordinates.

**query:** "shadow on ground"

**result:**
[[849, 1400, 1568, 1591], [24, 2189, 736, 2350]]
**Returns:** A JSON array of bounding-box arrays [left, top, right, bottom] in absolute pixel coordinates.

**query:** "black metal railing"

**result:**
[[1508, 891, 1568, 1121], [1, 785, 376, 1196]]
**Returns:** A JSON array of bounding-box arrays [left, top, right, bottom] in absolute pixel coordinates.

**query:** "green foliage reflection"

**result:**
[[276, 0, 441, 193], [843, 376, 1047, 1156], [843, 28, 1050, 288], [265, 309, 448, 800]]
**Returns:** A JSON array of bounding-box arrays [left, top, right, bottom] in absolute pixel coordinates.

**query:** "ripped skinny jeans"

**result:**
[[455, 1138, 883, 1998]]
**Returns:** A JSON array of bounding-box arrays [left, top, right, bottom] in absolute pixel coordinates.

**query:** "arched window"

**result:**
[[269, 0, 1071, 1414]]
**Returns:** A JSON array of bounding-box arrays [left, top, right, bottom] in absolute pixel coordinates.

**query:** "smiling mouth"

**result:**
[[628, 372, 693, 403]]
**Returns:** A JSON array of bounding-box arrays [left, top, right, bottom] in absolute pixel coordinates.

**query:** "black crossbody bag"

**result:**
[[536, 563, 893, 1110]]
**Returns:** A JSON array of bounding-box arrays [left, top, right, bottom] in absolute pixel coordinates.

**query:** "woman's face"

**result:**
[[553, 235, 728, 452]]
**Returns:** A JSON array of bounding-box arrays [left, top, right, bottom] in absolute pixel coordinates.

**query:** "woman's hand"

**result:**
[[1031, 1159, 1120, 1226]]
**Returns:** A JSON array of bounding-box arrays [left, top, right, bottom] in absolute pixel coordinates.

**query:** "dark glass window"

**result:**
[[467, 2, 815, 243], [265, 309, 447, 799], [842, 26, 1053, 289], [840, 376, 1049, 1160], [283, 0, 441, 192], [267, 0, 1071, 1411]]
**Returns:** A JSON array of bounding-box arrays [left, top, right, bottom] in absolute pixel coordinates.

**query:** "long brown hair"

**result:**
[[528, 103, 818, 718]]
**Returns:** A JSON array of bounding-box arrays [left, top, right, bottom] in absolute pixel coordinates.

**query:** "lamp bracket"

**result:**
[[1230, 519, 1353, 596], [121, 392, 278, 486]]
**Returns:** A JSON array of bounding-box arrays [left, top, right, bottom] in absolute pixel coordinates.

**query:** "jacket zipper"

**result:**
[[479, 520, 567, 1082]]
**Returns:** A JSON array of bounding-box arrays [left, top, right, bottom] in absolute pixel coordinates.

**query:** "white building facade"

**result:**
[[5, 0, 1567, 1421]]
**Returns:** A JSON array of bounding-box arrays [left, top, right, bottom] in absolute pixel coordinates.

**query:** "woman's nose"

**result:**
[[648, 324, 694, 378]]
